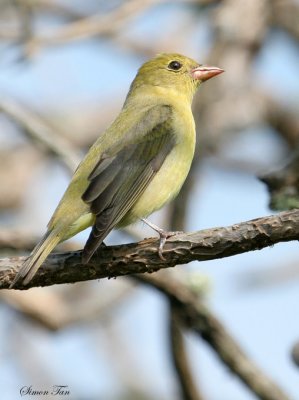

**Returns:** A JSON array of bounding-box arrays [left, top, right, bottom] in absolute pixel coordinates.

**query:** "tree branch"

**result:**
[[1, 209, 299, 290], [136, 272, 293, 400], [272, 0, 299, 41], [0, 96, 80, 172], [24, 0, 168, 52], [260, 150, 299, 211], [169, 303, 205, 400], [291, 341, 299, 368]]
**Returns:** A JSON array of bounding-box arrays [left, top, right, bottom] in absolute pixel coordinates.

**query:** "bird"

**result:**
[[10, 53, 223, 288]]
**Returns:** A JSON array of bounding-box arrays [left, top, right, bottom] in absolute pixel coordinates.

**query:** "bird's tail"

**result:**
[[10, 229, 62, 288]]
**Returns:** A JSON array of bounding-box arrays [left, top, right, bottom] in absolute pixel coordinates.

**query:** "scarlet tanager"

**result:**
[[11, 53, 223, 288]]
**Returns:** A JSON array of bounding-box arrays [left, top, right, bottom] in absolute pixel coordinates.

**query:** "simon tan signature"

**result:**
[[20, 385, 70, 396]]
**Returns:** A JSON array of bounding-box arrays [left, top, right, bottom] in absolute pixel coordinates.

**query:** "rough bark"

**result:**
[[1, 209, 298, 290]]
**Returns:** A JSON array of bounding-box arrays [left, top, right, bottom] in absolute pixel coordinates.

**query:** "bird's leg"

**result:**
[[93, 241, 107, 258], [141, 218, 183, 259]]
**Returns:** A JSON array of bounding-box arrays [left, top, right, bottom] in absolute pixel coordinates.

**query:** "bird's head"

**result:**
[[127, 53, 224, 103]]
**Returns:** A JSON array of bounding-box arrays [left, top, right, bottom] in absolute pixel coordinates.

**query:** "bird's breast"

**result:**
[[119, 106, 196, 226]]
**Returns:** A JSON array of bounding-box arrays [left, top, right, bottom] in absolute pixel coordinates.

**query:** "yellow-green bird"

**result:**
[[10, 53, 223, 288]]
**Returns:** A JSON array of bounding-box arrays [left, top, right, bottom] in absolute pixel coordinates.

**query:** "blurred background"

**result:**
[[0, 0, 299, 399]]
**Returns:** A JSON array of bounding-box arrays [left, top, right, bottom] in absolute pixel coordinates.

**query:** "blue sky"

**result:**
[[1, 3, 299, 399]]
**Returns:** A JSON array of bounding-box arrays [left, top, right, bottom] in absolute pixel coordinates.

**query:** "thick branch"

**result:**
[[1, 209, 299, 289]]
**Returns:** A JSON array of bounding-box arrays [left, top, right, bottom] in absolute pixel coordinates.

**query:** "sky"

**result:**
[[1, 3, 299, 400]]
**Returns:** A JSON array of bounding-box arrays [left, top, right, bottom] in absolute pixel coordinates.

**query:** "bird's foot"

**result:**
[[141, 218, 183, 260]]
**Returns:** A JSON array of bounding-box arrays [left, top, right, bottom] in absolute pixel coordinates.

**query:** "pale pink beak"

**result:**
[[191, 65, 224, 82]]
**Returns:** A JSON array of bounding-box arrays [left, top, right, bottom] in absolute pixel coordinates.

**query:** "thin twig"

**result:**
[[25, 0, 168, 52], [169, 304, 205, 400], [0, 96, 80, 172]]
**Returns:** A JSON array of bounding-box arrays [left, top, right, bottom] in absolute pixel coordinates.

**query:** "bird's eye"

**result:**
[[168, 61, 182, 71]]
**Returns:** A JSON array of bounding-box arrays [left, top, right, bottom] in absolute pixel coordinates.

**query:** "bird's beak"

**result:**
[[191, 65, 224, 82]]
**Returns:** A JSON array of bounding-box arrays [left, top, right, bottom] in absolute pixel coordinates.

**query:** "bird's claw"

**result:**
[[141, 218, 182, 260], [157, 229, 183, 260], [158, 234, 167, 260]]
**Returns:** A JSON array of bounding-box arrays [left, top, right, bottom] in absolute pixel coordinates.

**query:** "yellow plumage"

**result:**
[[10, 53, 223, 287]]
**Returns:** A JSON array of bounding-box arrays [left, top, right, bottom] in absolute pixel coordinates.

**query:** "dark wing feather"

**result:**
[[81, 105, 175, 263]]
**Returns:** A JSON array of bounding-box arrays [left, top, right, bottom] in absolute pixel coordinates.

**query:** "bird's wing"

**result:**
[[81, 104, 175, 263]]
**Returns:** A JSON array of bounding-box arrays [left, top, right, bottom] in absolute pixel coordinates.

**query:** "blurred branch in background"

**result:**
[[0, 96, 80, 172], [25, 0, 163, 54], [8, 0, 191, 57], [0, 279, 136, 330], [1, 0, 299, 399], [260, 150, 299, 211], [0, 228, 80, 253], [169, 303, 204, 400], [193, 0, 299, 156], [0, 228, 48, 253], [0, 146, 40, 210], [137, 272, 292, 400], [271, 0, 299, 40], [291, 341, 299, 369]]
